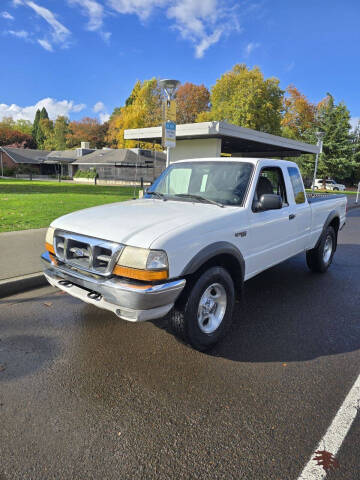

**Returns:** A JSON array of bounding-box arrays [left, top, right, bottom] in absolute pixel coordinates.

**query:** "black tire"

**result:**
[[306, 226, 336, 273], [333, 187, 339, 191], [169, 266, 235, 351]]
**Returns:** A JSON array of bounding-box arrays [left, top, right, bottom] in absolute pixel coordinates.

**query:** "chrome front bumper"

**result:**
[[41, 252, 185, 322]]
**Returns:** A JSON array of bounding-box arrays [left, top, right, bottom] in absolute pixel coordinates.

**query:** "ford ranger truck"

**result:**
[[42, 158, 347, 351]]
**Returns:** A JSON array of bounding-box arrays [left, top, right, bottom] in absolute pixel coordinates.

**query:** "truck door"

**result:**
[[286, 166, 311, 251], [246, 165, 299, 277]]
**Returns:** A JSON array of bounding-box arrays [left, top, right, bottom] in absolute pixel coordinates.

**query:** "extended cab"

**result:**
[[42, 158, 347, 350]]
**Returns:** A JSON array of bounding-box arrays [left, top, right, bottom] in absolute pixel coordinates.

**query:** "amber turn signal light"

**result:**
[[112, 265, 168, 281]]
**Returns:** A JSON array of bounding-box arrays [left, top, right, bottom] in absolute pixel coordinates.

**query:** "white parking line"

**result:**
[[297, 373, 360, 479]]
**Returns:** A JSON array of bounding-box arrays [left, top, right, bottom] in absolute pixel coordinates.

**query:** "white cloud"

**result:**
[[244, 41, 260, 57], [1, 11, 15, 20], [93, 102, 109, 122], [7, 29, 29, 39], [38, 38, 53, 51], [0, 98, 86, 122], [107, 0, 166, 21], [93, 101, 105, 112], [350, 117, 359, 131], [99, 112, 110, 123], [7, 0, 239, 57], [107, 0, 239, 57], [195, 29, 222, 58], [68, 0, 104, 31], [26, 1, 71, 48]]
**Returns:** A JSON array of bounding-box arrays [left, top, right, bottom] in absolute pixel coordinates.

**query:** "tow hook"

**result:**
[[87, 291, 102, 301]]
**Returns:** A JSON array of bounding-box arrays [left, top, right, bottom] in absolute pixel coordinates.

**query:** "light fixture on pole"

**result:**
[[312, 131, 325, 193], [160, 79, 180, 167]]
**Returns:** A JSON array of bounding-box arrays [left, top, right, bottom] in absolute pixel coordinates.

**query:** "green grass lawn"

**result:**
[[305, 188, 358, 195], [0, 179, 138, 232]]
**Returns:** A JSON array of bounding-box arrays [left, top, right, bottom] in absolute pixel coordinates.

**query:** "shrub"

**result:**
[[74, 168, 97, 179]]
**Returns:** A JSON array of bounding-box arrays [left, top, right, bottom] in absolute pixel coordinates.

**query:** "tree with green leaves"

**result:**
[[32, 107, 50, 148], [32, 109, 41, 145], [38, 118, 55, 150], [197, 64, 284, 134], [351, 120, 360, 184], [53, 116, 69, 150], [316, 94, 356, 182]]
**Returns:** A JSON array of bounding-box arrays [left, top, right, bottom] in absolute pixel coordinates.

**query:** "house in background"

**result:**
[[73, 148, 166, 184], [0, 147, 51, 175], [0, 144, 166, 184]]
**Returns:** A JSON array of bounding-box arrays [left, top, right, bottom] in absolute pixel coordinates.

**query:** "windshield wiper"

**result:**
[[174, 194, 224, 208], [147, 191, 167, 201]]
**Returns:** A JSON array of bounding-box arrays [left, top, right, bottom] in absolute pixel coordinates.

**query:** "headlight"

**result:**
[[45, 227, 55, 254], [113, 246, 168, 281]]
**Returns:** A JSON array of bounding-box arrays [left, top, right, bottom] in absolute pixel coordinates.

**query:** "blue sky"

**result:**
[[1, 0, 359, 128]]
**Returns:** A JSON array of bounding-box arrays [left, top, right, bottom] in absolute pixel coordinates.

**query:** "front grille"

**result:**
[[54, 231, 123, 277]]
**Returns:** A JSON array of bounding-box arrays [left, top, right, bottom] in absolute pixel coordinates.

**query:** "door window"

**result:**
[[253, 167, 288, 211], [287, 167, 306, 204]]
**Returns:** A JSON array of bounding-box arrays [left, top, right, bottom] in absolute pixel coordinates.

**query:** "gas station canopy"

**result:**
[[124, 121, 319, 161]]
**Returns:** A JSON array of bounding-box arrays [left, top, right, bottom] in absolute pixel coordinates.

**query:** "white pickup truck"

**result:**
[[42, 158, 347, 350]]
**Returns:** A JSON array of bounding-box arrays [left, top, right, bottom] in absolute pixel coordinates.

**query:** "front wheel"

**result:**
[[169, 266, 235, 351], [306, 226, 336, 273]]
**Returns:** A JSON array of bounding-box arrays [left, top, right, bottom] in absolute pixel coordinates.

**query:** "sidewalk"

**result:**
[[0, 228, 47, 297]]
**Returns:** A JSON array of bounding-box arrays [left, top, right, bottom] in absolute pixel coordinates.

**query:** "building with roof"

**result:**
[[124, 121, 320, 162], [0, 145, 166, 183], [0, 146, 51, 174], [73, 148, 166, 183]]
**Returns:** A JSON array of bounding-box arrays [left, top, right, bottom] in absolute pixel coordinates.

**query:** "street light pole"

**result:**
[[159, 79, 180, 168], [312, 131, 325, 193]]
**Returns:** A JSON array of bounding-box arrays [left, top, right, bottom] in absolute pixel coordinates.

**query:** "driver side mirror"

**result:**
[[254, 194, 282, 212]]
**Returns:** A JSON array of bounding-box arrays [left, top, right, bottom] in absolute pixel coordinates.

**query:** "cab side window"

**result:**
[[253, 166, 288, 211], [287, 167, 306, 204]]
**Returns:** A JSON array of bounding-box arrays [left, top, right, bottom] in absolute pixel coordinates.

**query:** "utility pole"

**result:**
[[312, 131, 325, 193]]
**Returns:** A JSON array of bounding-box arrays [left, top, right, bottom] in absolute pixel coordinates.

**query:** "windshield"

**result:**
[[146, 161, 253, 207]]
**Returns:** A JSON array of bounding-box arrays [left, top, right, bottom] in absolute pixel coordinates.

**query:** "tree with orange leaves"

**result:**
[[175, 82, 210, 124], [282, 85, 316, 140]]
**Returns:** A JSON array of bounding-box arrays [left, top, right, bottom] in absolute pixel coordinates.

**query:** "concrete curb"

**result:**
[[0, 272, 47, 298]]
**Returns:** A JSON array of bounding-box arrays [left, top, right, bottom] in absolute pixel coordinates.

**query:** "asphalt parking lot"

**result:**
[[0, 208, 359, 480]]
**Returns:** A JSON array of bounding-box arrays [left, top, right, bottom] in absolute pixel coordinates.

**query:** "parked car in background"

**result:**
[[312, 178, 346, 191]]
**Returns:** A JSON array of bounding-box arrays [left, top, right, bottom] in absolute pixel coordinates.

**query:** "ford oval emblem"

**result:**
[[75, 248, 84, 257]]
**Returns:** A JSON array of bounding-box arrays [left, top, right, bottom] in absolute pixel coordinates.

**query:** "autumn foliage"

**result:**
[[67, 117, 109, 149], [282, 85, 317, 139], [175, 82, 210, 124], [0, 127, 35, 148]]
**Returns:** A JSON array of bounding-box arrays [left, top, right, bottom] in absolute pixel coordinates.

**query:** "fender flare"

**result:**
[[181, 241, 245, 283], [314, 210, 340, 251]]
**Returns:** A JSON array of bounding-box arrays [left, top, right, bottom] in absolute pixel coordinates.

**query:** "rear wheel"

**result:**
[[306, 226, 336, 273], [333, 187, 339, 191], [169, 266, 235, 351]]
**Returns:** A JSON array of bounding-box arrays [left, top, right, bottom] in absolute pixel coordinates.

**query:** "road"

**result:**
[[0, 209, 359, 480]]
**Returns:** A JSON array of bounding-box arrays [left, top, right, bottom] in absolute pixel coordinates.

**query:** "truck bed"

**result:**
[[307, 193, 346, 204]]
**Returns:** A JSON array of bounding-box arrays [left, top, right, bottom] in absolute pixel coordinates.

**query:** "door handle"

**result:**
[[289, 214, 296, 220]]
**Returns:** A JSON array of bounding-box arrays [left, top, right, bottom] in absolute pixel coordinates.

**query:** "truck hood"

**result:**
[[51, 198, 229, 249]]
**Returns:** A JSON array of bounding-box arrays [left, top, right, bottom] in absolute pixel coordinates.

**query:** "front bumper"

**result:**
[[41, 252, 185, 322]]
